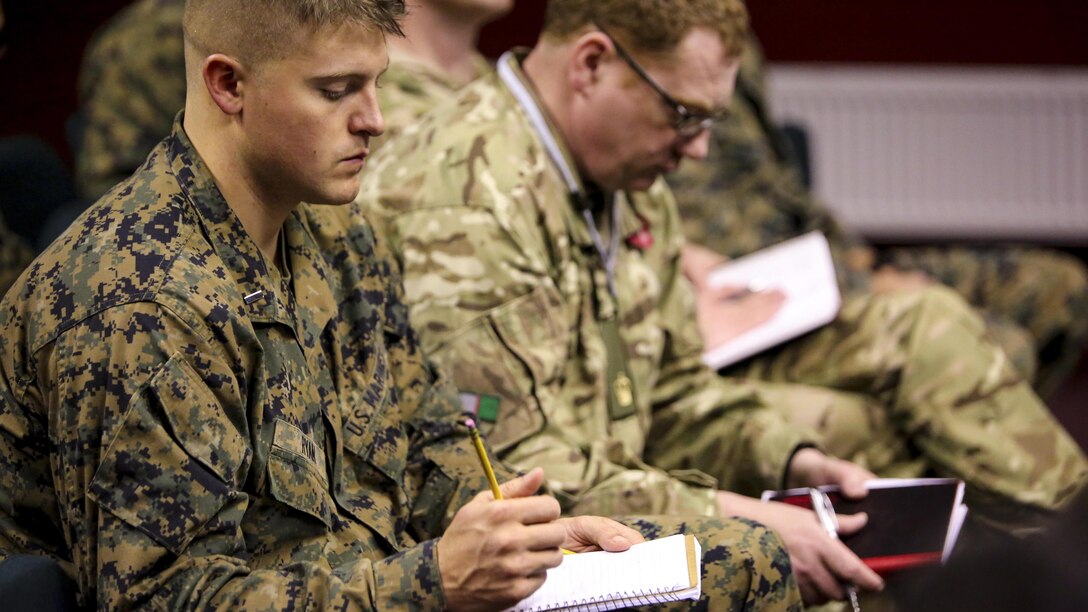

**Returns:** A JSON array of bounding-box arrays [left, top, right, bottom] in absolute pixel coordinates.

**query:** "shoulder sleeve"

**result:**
[[4, 298, 453, 610], [640, 186, 814, 496]]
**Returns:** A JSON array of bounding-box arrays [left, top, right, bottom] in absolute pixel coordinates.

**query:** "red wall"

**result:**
[[479, 1, 1088, 65], [0, 0, 131, 162], [2, 0, 1086, 167]]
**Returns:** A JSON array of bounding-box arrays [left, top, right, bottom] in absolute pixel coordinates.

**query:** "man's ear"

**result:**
[[568, 32, 611, 95], [203, 53, 247, 115]]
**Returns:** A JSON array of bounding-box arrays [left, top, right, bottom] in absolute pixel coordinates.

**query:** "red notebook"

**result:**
[[761, 478, 968, 575]]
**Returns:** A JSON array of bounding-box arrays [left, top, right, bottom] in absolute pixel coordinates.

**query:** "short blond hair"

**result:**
[[183, 0, 405, 69], [542, 0, 748, 59]]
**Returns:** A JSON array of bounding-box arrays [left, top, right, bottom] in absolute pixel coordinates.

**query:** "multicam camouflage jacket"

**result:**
[[374, 45, 492, 149], [356, 54, 813, 519], [0, 119, 504, 609], [75, 0, 186, 200]]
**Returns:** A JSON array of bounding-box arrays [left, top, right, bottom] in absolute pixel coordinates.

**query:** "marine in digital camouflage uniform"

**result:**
[[356, 45, 1086, 535], [74, 0, 185, 201], [4, 5, 802, 610], [666, 40, 1088, 396], [2, 113, 501, 607]]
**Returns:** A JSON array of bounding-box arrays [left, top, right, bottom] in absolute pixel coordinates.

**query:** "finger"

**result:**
[[558, 516, 643, 552], [832, 460, 873, 499], [835, 511, 868, 537], [715, 284, 749, 299], [506, 543, 566, 575], [517, 521, 569, 552], [507, 574, 550, 605], [499, 467, 545, 499], [799, 555, 844, 604], [490, 495, 561, 527], [823, 539, 884, 592]]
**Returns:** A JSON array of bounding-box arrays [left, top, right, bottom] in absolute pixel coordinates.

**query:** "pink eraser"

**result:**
[[465, 418, 476, 429]]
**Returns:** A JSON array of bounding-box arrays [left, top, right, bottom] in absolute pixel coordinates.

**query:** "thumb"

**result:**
[[835, 511, 868, 537], [499, 467, 545, 499]]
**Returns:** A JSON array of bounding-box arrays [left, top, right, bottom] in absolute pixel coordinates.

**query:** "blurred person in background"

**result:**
[[667, 36, 1088, 398]]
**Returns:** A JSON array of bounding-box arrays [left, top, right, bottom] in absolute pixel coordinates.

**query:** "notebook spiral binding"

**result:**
[[518, 586, 687, 611]]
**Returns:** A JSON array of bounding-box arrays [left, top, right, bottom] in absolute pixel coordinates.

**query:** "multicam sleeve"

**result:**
[[367, 203, 724, 518], [38, 301, 445, 610], [365, 221, 519, 539], [641, 189, 815, 497]]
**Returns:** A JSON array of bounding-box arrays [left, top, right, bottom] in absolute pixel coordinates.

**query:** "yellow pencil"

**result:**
[[466, 418, 503, 500], [465, 418, 574, 554]]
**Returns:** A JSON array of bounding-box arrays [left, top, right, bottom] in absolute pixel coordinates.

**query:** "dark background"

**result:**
[[2, 1, 1086, 438], [3, 0, 1088, 166]]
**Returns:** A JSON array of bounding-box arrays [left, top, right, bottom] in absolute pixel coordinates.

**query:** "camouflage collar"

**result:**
[[496, 51, 646, 248], [386, 45, 491, 92], [166, 117, 336, 339]]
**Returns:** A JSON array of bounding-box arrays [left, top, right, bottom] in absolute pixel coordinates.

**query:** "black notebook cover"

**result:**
[[762, 478, 967, 574]]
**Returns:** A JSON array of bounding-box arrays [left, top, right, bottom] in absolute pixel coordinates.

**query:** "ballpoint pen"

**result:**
[[809, 488, 861, 612]]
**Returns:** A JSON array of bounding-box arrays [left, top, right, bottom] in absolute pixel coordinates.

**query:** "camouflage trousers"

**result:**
[[723, 285, 1087, 531], [879, 245, 1088, 397], [620, 515, 802, 611]]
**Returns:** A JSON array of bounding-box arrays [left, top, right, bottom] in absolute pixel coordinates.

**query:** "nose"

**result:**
[[350, 92, 385, 138], [676, 127, 711, 160]]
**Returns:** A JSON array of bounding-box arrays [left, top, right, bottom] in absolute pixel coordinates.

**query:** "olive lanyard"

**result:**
[[498, 52, 637, 420]]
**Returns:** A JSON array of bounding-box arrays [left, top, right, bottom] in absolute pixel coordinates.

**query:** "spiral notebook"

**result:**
[[505, 533, 702, 611]]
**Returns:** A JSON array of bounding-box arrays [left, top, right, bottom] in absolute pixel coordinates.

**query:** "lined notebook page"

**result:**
[[506, 533, 701, 612]]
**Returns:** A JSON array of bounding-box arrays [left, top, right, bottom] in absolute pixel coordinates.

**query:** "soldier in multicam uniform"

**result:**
[[355, 0, 1088, 605], [75, 0, 186, 201], [375, 0, 511, 148], [355, 0, 903, 606], [0, 1, 774, 609], [667, 39, 1088, 397]]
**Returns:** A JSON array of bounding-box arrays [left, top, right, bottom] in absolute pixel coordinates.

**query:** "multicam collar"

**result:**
[[498, 50, 636, 296]]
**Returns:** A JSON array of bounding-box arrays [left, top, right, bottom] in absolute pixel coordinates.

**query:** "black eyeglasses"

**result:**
[[595, 23, 727, 138]]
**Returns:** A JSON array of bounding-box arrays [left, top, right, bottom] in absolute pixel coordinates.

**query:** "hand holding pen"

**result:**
[[810, 488, 863, 612]]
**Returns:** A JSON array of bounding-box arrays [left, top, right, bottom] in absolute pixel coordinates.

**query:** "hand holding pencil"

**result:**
[[435, 420, 643, 609]]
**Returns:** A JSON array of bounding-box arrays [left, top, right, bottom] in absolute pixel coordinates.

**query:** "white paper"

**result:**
[[701, 231, 841, 369], [506, 533, 701, 611]]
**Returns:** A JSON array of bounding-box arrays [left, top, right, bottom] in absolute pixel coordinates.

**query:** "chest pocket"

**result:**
[[431, 284, 565, 452], [337, 324, 410, 545], [266, 418, 334, 528]]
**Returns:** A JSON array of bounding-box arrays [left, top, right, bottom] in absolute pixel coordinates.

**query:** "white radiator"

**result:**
[[767, 65, 1088, 242]]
